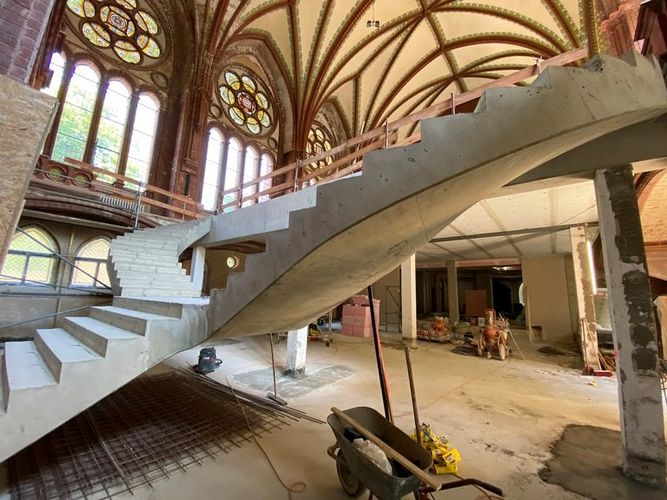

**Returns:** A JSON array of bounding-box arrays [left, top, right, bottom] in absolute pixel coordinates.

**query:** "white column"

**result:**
[[594, 166, 666, 487], [447, 260, 459, 325], [569, 226, 600, 370], [401, 256, 417, 346], [285, 326, 308, 377], [190, 246, 206, 294]]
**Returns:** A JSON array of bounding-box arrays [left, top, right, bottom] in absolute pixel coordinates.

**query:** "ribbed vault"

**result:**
[[193, 0, 587, 148]]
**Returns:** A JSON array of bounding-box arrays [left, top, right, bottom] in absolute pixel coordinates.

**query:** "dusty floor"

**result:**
[[2, 329, 666, 499]]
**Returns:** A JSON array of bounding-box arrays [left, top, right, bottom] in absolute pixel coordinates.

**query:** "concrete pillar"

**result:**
[[0, 75, 57, 270], [401, 255, 417, 347], [285, 326, 308, 377], [190, 246, 206, 294], [655, 296, 667, 360], [594, 166, 666, 487], [447, 261, 459, 325], [569, 226, 600, 370]]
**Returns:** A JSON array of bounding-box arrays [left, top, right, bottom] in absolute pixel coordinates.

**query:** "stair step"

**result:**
[[35, 329, 102, 380], [64, 316, 139, 355], [119, 275, 194, 286], [89, 306, 174, 335], [4, 341, 57, 391], [112, 239, 178, 250], [113, 263, 186, 274], [111, 248, 178, 258], [120, 288, 200, 298], [112, 297, 185, 318], [112, 256, 181, 266]]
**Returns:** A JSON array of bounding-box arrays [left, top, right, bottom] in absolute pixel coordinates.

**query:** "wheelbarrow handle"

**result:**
[[435, 478, 504, 497], [326, 443, 339, 460]]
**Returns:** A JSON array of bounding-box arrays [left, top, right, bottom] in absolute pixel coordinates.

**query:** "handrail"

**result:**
[[63, 157, 202, 216], [219, 47, 587, 212]]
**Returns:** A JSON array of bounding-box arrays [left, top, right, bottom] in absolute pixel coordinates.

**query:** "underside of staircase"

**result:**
[[1, 52, 666, 463]]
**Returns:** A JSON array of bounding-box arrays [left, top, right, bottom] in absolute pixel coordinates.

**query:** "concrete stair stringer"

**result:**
[[206, 53, 667, 337]]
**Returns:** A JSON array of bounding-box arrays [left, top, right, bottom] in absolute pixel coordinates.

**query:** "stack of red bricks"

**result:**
[[341, 295, 381, 337]]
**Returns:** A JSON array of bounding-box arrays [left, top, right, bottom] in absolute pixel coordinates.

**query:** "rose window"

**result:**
[[305, 124, 334, 172], [66, 0, 162, 65], [218, 70, 273, 136]]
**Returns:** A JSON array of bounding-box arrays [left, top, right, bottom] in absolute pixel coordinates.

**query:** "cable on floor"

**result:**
[[226, 376, 307, 499]]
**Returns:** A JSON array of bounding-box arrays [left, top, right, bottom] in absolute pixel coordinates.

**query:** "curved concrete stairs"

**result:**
[[109, 218, 212, 297], [0, 220, 211, 463], [1, 52, 666, 463], [205, 53, 667, 337]]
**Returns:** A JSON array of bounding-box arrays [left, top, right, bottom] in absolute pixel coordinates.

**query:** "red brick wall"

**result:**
[[0, 0, 55, 83]]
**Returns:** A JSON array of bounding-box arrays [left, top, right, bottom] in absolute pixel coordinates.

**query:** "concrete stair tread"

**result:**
[[5, 342, 57, 390], [65, 316, 138, 340], [92, 306, 174, 321], [36, 329, 103, 363]]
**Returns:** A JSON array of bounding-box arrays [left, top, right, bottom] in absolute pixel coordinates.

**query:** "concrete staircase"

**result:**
[[0, 218, 212, 463], [203, 53, 667, 337], [1, 52, 666, 463], [109, 218, 212, 297]]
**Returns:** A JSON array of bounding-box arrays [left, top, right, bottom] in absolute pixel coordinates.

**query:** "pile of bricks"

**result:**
[[341, 295, 381, 337]]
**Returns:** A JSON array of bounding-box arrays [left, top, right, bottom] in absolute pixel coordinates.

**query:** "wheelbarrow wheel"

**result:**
[[336, 451, 367, 498]]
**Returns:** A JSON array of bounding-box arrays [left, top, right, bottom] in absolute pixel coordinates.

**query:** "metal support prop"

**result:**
[[133, 183, 144, 229], [404, 345, 421, 446], [293, 159, 302, 192], [450, 93, 456, 114], [368, 285, 393, 422], [384, 120, 389, 148]]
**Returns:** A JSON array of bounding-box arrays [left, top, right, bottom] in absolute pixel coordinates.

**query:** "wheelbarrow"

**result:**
[[327, 406, 503, 499]]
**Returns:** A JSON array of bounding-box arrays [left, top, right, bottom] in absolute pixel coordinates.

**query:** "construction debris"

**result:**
[[417, 316, 450, 343]]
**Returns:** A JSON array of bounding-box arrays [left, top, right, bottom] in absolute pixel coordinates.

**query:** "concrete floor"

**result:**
[[2, 329, 666, 499]]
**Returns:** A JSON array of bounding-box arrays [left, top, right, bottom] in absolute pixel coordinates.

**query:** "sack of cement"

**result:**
[[352, 438, 392, 474]]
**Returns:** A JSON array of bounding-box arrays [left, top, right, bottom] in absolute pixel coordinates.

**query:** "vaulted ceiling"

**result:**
[[194, 0, 588, 144]]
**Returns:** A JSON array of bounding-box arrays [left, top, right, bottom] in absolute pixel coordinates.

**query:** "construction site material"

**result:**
[[341, 296, 381, 337], [7, 370, 316, 500], [193, 347, 222, 374], [411, 423, 462, 475], [328, 406, 437, 495], [477, 309, 510, 360], [368, 286, 393, 422], [417, 316, 450, 343], [403, 346, 421, 447], [267, 333, 287, 405]]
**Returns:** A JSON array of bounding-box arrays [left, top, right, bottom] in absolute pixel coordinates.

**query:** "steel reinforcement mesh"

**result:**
[[8, 371, 293, 499]]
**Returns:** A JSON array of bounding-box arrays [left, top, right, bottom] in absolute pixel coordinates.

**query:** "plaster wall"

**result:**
[[521, 255, 575, 343]]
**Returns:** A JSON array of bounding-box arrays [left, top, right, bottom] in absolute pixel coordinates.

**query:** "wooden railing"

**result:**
[[32, 156, 202, 221], [220, 46, 588, 212]]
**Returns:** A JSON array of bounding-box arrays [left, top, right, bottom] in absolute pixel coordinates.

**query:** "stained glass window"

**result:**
[[202, 129, 224, 211], [305, 123, 334, 174], [218, 69, 273, 136], [71, 238, 111, 287], [66, 0, 162, 64]]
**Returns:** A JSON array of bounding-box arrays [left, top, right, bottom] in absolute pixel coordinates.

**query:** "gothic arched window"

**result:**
[[201, 128, 224, 211], [71, 238, 111, 287], [0, 227, 59, 286]]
